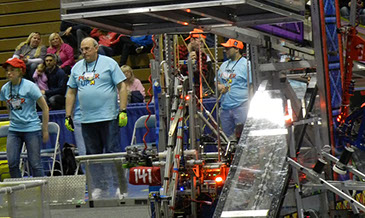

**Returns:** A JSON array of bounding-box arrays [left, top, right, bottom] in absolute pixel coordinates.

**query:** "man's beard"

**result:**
[[46, 65, 55, 70]]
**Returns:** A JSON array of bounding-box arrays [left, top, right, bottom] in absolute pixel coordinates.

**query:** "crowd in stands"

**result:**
[[5, 22, 223, 113], [6, 21, 155, 111]]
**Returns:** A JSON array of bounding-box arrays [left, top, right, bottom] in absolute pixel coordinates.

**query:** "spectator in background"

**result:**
[[43, 54, 67, 110], [32, 63, 48, 94], [60, 21, 92, 56], [90, 28, 152, 66], [13, 32, 47, 81], [340, 0, 365, 24], [179, 28, 214, 96], [47, 33, 75, 75], [121, 65, 145, 103]]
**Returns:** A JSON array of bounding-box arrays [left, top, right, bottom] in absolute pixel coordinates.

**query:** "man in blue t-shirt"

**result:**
[[65, 37, 128, 154], [218, 38, 251, 138], [65, 37, 128, 199]]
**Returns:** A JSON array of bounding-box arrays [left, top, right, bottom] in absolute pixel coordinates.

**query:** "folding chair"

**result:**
[[0, 125, 9, 179], [40, 122, 63, 176], [130, 115, 156, 146]]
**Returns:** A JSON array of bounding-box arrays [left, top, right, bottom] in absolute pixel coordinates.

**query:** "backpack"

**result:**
[[62, 143, 83, 175]]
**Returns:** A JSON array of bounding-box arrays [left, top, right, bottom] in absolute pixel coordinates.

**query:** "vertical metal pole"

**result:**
[[85, 161, 93, 201], [187, 59, 197, 150], [310, 0, 330, 147], [7, 192, 15, 217], [250, 45, 260, 92], [191, 172, 197, 218], [246, 43, 252, 100], [169, 113, 184, 211], [151, 59, 166, 152], [350, 0, 358, 26], [154, 198, 161, 218], [40, 183, 47, 218], [289, 124, 305, 218], [313, 118, 330, 218], [214, 34, 221, 162]]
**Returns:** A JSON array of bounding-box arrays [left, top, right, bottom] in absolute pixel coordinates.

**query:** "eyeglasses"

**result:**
[[80, 46, 96, 53]]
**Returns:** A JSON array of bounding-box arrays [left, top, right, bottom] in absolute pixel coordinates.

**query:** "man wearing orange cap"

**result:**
[[179, 28, 214, 95], [0, 57, 49, 178], [218, 38, 250, 138]]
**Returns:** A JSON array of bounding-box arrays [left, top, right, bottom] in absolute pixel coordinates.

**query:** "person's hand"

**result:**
[[218, 83, 228, 93], [42, 130, 49, 143], [23, 57, 28, 63], [65, 116, 74, 132], [64, 27, 72, 36], [119, 111, 128, 127], [189, 51, 197, 60], [41, 90, 45, 95]]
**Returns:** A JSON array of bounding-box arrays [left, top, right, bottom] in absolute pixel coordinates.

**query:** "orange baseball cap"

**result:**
[[185, 28, 207, 41], [221, 38, 244, 50], [2, 57, 26, 74]]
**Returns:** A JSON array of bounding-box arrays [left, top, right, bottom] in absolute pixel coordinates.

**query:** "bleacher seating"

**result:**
[[0, 0, 225, 112], [0, 0, 61, 113]]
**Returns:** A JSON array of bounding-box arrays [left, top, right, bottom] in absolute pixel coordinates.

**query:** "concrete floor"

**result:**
[[51, 205, 150, 218]]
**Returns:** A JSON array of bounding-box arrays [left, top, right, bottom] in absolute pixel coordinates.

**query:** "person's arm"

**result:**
[[90, 28, 101, 38], [37, 96, 49, 143], [32, 70, 39, 81], [28, 46, 47, 64], [60, 44, 75, 68], [117, 82, 128, 110], [65, 87, 77, 117], [27, 58, 43, 64]]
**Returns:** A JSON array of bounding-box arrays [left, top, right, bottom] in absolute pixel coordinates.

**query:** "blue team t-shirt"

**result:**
[[0, 79, 42, 132], [67, 55, 126, 123], [73, 95, 81, 122], [218, 57, 250, 110]]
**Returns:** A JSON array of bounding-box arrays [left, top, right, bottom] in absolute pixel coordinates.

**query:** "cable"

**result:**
[[142, 35, 157, 151]]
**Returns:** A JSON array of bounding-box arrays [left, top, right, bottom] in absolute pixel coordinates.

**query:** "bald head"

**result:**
[[81, 37, 99, 63]]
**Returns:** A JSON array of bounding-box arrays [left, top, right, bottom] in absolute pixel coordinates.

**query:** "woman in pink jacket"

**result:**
[[121, 65, 145, 103], [47, 33, 75, 75]]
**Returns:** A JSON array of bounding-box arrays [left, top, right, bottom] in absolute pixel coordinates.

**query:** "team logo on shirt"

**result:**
[[78, 73, 100, 87], [7, 97, 25, 110]]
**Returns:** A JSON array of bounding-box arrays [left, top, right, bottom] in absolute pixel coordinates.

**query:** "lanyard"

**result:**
[[84, 55, 99, 73], [9, 79, 22, 99], [227, 56, 242, 72]]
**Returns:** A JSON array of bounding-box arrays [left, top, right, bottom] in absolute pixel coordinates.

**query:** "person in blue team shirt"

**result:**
[[65, 37, 128, 152], [218, 38, 251, 138], [65, 37, 128, 199], [0, 57, 49, 178]]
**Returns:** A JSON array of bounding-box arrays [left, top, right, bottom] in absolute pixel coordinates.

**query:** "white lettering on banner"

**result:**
[[134, 168, 153, 184]]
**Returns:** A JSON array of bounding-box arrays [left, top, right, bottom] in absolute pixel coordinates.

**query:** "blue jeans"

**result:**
[[82, 119, 121, 194], [220, 101, 249, 138], [81, 119, 121, 154], [7, 130, 44, 178], [74, 122, 86, 156]]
